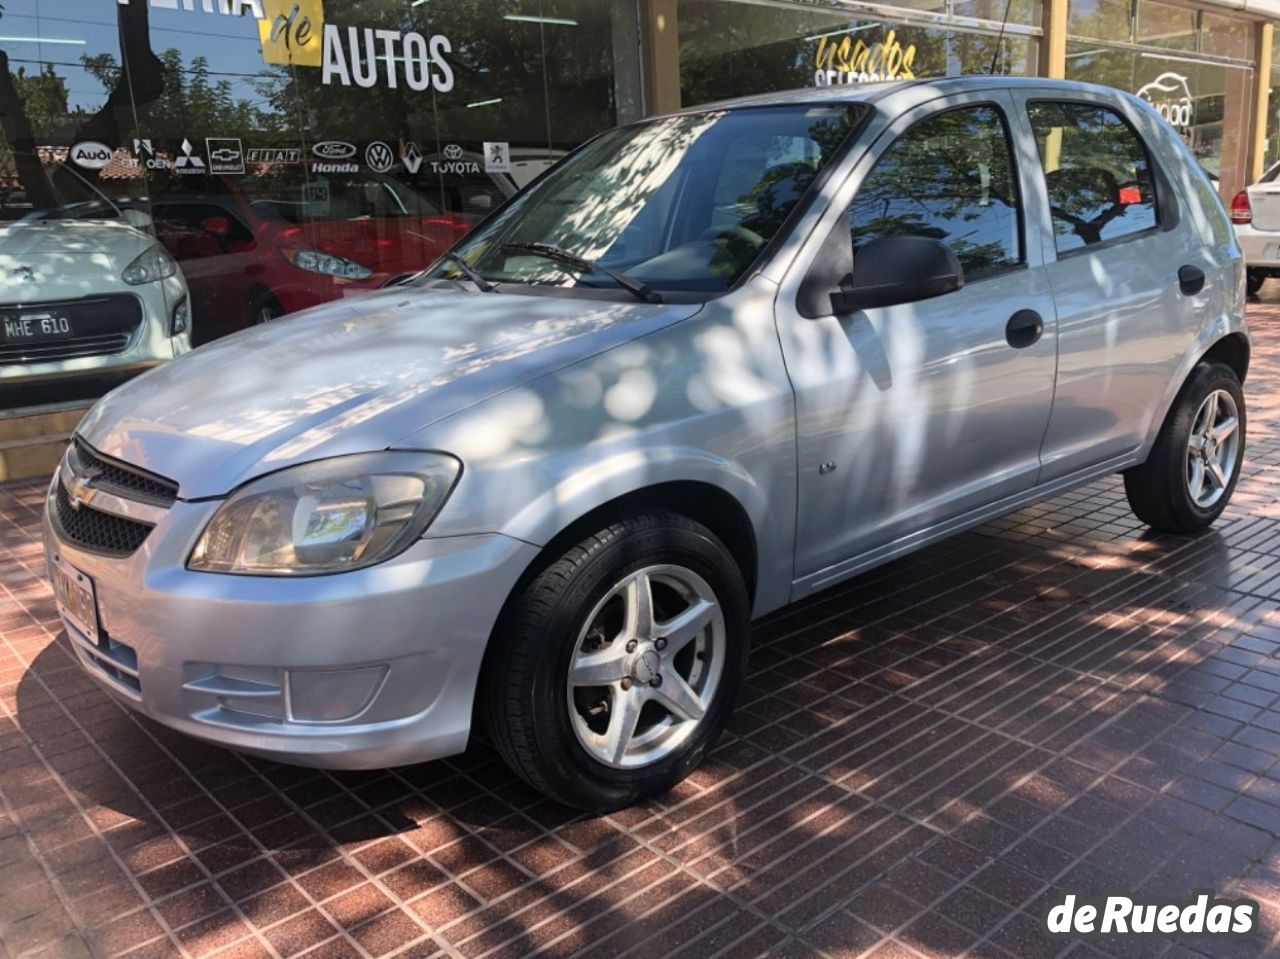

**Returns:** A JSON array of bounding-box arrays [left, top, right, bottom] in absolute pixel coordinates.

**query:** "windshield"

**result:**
[[0, 157, 125, 224], [430, 104, 865, 297]]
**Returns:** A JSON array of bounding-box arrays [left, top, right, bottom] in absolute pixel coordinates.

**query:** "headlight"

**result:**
[[188, 452, 461, 576], [281, 247, 373, 279], [122, 244, 178, 285]]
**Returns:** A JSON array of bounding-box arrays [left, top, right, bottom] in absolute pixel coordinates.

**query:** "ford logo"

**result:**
[[69, 141, 113, 170], [312, 141, 356, 160]]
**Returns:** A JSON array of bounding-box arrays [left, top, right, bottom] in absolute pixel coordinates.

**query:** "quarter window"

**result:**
[[847, 104, 1023, 280], [1028, 102, 1160, 254]]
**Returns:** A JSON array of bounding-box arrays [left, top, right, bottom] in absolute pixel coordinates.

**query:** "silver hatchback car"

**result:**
[[44, 78, 1248, 811]]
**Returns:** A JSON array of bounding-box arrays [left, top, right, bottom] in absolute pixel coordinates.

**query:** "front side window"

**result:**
[[847, 104, 1023, 279], [430, 104, 865, 298], [1028, 102, 1160, 254]]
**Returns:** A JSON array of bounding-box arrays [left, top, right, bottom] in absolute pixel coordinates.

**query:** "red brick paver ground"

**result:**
[[6, 303, 1280, 959]]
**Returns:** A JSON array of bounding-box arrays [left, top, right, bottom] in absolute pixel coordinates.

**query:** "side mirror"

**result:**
[[831, 235, 963, 314]]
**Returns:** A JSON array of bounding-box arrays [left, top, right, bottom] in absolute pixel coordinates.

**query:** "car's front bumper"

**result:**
[[0, 278, 190, 384], [41, 473, 538, 769]]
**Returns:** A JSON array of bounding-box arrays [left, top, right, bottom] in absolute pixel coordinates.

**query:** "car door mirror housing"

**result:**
[[831, 235, 964, 313]]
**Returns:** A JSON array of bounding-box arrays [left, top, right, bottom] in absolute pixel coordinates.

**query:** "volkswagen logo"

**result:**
[[365, 141, 394, 173], [312, 140, 356, 160], [443, 143, 463, 160]]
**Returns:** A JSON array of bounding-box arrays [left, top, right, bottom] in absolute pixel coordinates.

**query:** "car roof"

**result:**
[[670, 75, 1135, 115]]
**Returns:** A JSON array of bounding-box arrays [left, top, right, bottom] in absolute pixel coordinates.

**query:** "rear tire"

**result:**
[[483, 512, 749, 811], [1124, 362, 1245, 533], [1247, 269, 1266, 296]]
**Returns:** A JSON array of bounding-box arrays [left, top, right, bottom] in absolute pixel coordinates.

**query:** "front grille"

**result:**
[[0, 294, 143, 366], [0, 332, 133, 364], [52, 480, 153, 556], [74, 440, 178, 505]]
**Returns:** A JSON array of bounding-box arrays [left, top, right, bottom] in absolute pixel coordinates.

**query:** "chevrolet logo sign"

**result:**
[[67, 466, 103, 510]]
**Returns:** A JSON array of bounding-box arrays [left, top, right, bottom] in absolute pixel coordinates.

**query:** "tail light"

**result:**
[[1231, 190, 1252, 225]]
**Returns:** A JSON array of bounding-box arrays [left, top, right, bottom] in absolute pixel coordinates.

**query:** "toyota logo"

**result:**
[[443, 143, 463, 160], [365, 141, 394, 173]]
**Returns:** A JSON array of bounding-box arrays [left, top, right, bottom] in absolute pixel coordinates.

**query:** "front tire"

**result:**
[[1124, 361, 1245, 533], [483, 512, 749, 811], [1247, 269, 1267, 297]]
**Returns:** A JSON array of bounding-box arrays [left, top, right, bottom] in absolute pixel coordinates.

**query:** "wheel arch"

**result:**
[[473, 479, 761, 742], [1201, 331, 1250, 384]]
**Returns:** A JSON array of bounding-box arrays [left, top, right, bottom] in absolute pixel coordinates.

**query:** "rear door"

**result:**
[[1010, 93, 1209, 480]]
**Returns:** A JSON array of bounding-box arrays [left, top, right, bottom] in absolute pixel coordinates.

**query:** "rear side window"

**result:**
[[1028, 102, 1159, 254], [846, 104, 1022, 280]]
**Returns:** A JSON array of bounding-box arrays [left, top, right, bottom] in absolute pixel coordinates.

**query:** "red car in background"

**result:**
[[149, 172, 471, 344]]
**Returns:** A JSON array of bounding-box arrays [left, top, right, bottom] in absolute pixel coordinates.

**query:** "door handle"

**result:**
[[1178, 265, 1206, 296], [1006, 309, 1044, 349]]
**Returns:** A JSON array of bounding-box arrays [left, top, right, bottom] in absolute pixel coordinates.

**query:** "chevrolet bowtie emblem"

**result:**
[[68, 465, 103, 510]]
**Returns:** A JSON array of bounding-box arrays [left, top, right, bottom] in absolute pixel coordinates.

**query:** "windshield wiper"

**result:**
[[441, 251, 495, 292], [500, 242, 661, 304]]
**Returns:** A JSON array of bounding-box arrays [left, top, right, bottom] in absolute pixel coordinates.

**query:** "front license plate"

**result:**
[[0, 310, 74, 345], [52, 556, 99, 644]]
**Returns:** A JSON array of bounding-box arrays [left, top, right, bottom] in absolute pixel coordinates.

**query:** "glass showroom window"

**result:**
[[1065, 0, 1255, 202], [0, 0, 640, 407], [677, 0, 1039, 107]]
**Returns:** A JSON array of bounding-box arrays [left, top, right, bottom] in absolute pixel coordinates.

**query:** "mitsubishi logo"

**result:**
[[67, 465, 103, 511]]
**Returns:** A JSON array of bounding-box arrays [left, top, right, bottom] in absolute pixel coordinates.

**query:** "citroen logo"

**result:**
[[67, 465, 103, 511], [12, 266, 36, 283]]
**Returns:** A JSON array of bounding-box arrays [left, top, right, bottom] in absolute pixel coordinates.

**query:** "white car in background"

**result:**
[[1230, 164, 1280, 295], [0, 178, 192, 386]]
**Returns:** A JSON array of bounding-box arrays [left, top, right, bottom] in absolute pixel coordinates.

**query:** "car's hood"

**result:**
[[0, 219, 153, 302], [78, 285, 701, 498]]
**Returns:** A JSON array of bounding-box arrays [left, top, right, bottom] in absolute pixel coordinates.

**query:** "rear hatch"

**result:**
[[1248, 166, 1280, 232]]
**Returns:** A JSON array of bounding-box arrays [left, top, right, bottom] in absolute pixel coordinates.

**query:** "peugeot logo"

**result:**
[[67, 465, 103, 511], [312, 140, 356, 160], [11, 266, 36, 283], [443, 143, 463, 160]]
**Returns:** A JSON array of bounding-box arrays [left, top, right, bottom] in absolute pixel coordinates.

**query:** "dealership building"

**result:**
[[0, 0, 1278, 443]]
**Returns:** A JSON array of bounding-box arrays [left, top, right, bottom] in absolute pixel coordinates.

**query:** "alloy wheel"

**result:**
[[566, 564, 725, 769], [1186, 388, 1240, 509]]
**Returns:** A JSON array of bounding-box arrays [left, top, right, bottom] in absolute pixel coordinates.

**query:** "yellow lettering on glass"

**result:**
[[259, 0, 323, 67], [814, 29, 917, 85]]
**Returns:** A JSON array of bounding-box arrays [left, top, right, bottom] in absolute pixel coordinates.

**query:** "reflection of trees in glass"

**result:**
[[84, 50, 267, 143], [848, 107, 1019, 277], [1028, 102, 1156, 251], [678, 0, 1031, 107], [0, 0, 164, 207]]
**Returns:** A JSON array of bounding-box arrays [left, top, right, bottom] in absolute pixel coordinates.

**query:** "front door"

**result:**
[[776, 93, 1059, 588]]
